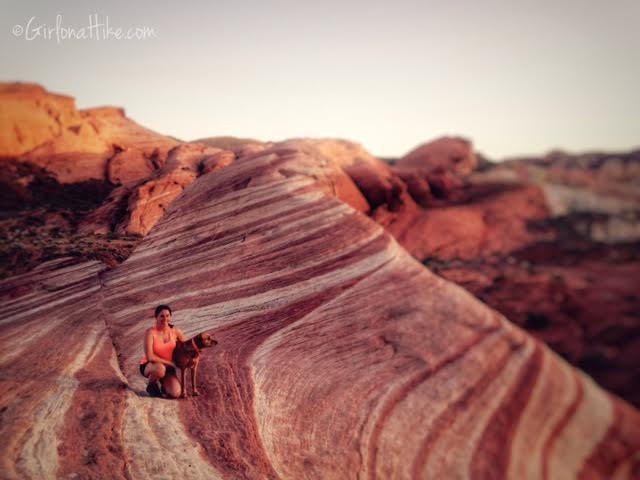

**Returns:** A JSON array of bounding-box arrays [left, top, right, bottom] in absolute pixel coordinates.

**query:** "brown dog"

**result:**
[[172, 332, 217, 398]]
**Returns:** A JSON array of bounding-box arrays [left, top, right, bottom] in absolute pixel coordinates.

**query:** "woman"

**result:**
[[139, 304, 187, 398]]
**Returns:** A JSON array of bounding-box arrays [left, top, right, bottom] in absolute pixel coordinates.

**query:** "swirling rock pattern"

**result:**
[[333, 137, 640, 407], [2, 144, 638, 479]]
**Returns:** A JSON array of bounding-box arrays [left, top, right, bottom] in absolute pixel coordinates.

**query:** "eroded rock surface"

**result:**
[[1, 145, 639, 479]]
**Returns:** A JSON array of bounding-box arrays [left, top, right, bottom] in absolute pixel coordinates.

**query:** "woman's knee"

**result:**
[[162, 375, 182, 399]]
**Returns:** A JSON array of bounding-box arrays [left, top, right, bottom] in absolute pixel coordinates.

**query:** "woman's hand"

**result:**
[[156, 357, 176, 369], [176, 328, 187, 343], [153, 357, 177, 370]]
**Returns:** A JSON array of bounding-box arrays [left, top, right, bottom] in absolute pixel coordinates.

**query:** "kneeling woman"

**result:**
[[140, 304, 187, 398]]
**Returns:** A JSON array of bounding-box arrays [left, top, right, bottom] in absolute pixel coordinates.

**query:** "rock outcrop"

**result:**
[[396, 136, 478, 175], [0, 83, 79, 158], [2, 143, 640, 479], [1, 83, 179, 185], [0, 84, 240, 275], [112, 143, 233, 236]]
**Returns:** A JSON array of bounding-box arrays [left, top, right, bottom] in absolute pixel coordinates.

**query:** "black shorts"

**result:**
[[139, 362, 176, 376]]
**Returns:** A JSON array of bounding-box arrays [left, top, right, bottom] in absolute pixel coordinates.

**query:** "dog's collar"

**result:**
[[191, 338, 200, 353]]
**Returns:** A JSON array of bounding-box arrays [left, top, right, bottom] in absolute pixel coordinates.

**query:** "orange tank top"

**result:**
[[140, 326, 176, 364]]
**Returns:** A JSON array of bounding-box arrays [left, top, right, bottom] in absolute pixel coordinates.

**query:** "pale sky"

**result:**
[[2, 0, 639, 159]]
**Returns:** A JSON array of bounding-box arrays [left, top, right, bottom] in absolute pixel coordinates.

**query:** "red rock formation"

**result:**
[[2, 143, 638, 479], [1, 83, 178, 185], [106, 148, 157, 185], [416, 152, 640, 408], [0, 84, 238, 273], [0, 83, 79, 158], [1, 84, 639, 478], [438, 242, 640, 407], [327, 138, 640, 409], [396, 136, 478, 175], [380, 183, 550, 260], [114, 142, 234, 236]]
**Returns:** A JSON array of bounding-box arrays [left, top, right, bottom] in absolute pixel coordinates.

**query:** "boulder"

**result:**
[[397, 136, 478, 175]]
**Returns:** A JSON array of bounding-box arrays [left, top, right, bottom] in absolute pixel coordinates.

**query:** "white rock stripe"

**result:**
[[107, 217, 386, 333], [547, 372, 614, 479], [120, 395, 223, 480], [103, 196, 356, 295], [15, 325, 104, 479], [105, 333, 223, 479], [507, 349, 579, 479], [426, 339, 535, 478]]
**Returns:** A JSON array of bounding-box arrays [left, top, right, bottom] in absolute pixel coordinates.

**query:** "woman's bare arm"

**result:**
[[175, 328, 187, 342]]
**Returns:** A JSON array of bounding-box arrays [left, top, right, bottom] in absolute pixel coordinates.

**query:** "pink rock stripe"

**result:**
[[469, 344, 545, 478]]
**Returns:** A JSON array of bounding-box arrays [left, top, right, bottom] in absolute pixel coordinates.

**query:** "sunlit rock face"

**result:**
[[0, 84, 239, 276], [0, 83, 178, 184], [0, 83, 79, 158], [2, 143, 639, 479], [112, 142, 233, 236]]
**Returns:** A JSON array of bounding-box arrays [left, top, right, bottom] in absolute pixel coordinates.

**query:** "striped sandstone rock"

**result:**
[[1, 145, 638, 479]]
